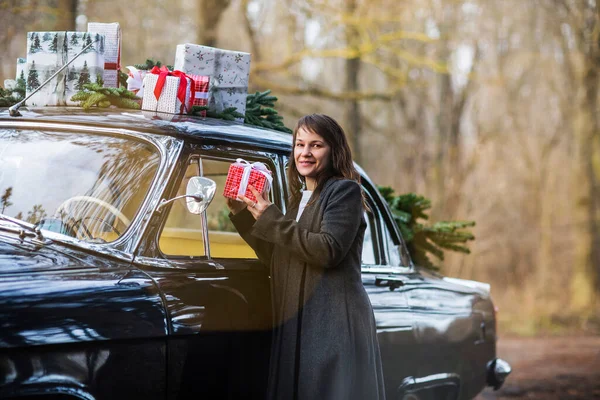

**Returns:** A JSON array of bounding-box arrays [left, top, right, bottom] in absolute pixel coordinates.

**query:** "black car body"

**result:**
[[0, 108, 510, 400]]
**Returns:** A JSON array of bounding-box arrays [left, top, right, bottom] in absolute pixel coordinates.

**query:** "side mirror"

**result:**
[[156, 177, 217, 215], [185, 177, 217, 214]]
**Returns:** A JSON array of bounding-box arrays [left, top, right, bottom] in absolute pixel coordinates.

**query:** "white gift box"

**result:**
[[87, 22, 121, 88], [141, 73, 193, 115], [141, 110, 178, 122], [173, 44, 251, 122], [25, 31, 105, 106]]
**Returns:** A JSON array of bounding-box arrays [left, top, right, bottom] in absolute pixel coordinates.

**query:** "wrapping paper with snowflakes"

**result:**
[[88, 22, 121, 87], [173, 44, 251, 122], [25, 31, 105, 106], [223, 159, 272, 203], [141, 70, 194, 115]]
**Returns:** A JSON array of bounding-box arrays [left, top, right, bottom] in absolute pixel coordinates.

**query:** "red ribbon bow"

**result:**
[[149, 66, 197, 113]]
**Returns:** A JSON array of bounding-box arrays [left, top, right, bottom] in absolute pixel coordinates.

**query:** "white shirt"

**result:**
[[296, 190, 313, 222]]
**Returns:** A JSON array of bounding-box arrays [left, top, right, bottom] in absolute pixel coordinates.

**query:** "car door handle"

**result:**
[[375, 275, 407, 291]]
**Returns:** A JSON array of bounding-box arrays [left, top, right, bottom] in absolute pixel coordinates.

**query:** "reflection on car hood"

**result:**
[[0, 231, 95, 274]]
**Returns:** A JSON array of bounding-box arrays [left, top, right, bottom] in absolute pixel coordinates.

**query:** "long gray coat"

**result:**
[[230, 178, 386, 400]]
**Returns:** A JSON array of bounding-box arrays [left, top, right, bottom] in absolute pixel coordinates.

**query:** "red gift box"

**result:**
[[189, 74, 209, 116], [223, 159, 272, 202]]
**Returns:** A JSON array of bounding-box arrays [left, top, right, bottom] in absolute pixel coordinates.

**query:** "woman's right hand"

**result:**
[[226, 197, 247, 215]]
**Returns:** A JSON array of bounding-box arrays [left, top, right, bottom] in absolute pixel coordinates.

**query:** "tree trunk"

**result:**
[[571, 2, 600, 312], [344, 0, 362, 163], [197, 0, 231, 47], [434, 72, 452, 219], [56, 0, 77, 30]]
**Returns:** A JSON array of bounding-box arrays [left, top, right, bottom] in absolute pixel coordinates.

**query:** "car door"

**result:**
[[359, 178, 418, 398], [134, 145, 283, 400]]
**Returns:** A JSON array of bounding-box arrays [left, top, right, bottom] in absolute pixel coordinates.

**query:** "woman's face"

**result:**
[[294, 126, 331, 186]]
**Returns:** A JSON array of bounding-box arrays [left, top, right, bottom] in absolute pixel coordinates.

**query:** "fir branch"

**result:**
[[114, 98, 142, 109], [378, 185, 476, 270], [71, 83, 141, 110], [189, 105, 245, 121], [118, 70, 129, 88], [188, 88, 291, 133], [82, 92, 108, 109], [244, 90, 292, 133], [189, 105, 209, 116], [435, 242, 472, 254], [133, 59, 173, 71], [415, 238, 445, 261], [0, 80, 26, 107]]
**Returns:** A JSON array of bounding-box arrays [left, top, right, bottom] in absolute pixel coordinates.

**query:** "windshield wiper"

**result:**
[[0, 214, 46, 241]]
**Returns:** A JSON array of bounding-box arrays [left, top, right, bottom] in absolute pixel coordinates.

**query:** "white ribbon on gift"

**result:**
[[126, 66, 147, 97], [235, 158, 273, 198]]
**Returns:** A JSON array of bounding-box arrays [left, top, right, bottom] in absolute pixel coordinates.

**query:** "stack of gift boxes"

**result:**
[[11, 23, 120, 106], [10, 23, 251, 122], [10, 23, 264, 198]]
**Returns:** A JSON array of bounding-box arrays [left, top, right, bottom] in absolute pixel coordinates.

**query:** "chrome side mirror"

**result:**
[[156, 177, 217, 215], [186, 177, 216, 214]]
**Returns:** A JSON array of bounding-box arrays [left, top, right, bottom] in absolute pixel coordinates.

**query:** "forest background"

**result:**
[[1, 0, 599, 336]]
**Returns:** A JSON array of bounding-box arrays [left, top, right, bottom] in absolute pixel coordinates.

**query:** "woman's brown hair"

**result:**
[[287, 114, 367, 209]]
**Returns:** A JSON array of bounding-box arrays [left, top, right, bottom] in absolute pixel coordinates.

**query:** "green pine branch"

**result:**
[[0, 79, 25, 107], [118, 70, 129, 88], [70, 83, 141, 110], [378, 185, 476, 271], [188, 90, 292, 133], [133, 59, 173, 71], [189, 105, 246, 121], [244, 90, 292, 133]]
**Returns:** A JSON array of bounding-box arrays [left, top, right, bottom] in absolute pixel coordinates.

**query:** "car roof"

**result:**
[[0, 107, 294, 153]]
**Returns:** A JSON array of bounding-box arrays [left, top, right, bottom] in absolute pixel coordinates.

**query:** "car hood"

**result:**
[[0, 231, 98, 274]]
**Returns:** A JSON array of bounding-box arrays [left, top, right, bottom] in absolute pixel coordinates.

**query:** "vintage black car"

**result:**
[[0, 107, 510, 400]]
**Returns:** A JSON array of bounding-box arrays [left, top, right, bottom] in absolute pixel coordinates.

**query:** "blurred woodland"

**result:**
[[1, 0, 599, 335]]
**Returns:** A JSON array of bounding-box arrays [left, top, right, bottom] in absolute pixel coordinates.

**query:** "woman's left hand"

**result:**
[[238, 185, 271, 220]]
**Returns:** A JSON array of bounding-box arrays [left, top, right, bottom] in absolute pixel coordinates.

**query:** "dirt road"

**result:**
[[475, 336, 600, 399]]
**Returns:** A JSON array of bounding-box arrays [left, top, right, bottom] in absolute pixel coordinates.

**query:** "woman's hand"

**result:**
[[238, 185, 271, 220], [226, 197, 247, 215]]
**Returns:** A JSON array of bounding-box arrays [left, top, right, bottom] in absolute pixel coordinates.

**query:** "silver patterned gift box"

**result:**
[[141, 73, 193, 115], [173, 44, 251, 122], [25, 31, 105, 106], [87, 22, 121, 88]]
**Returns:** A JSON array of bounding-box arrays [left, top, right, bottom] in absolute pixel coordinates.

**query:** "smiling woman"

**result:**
[[228, 114, 386, 400]]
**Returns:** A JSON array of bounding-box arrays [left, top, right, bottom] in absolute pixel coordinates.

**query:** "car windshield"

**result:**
[[0, 128, 160, 243]]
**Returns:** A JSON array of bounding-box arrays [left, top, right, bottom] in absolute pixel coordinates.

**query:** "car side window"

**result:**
[[159, 159, 205, 257], [359, 177, 412, 268], [383, 221, 403, 266], [158, 156, 277, 259], [362, 209, 377, 265]]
